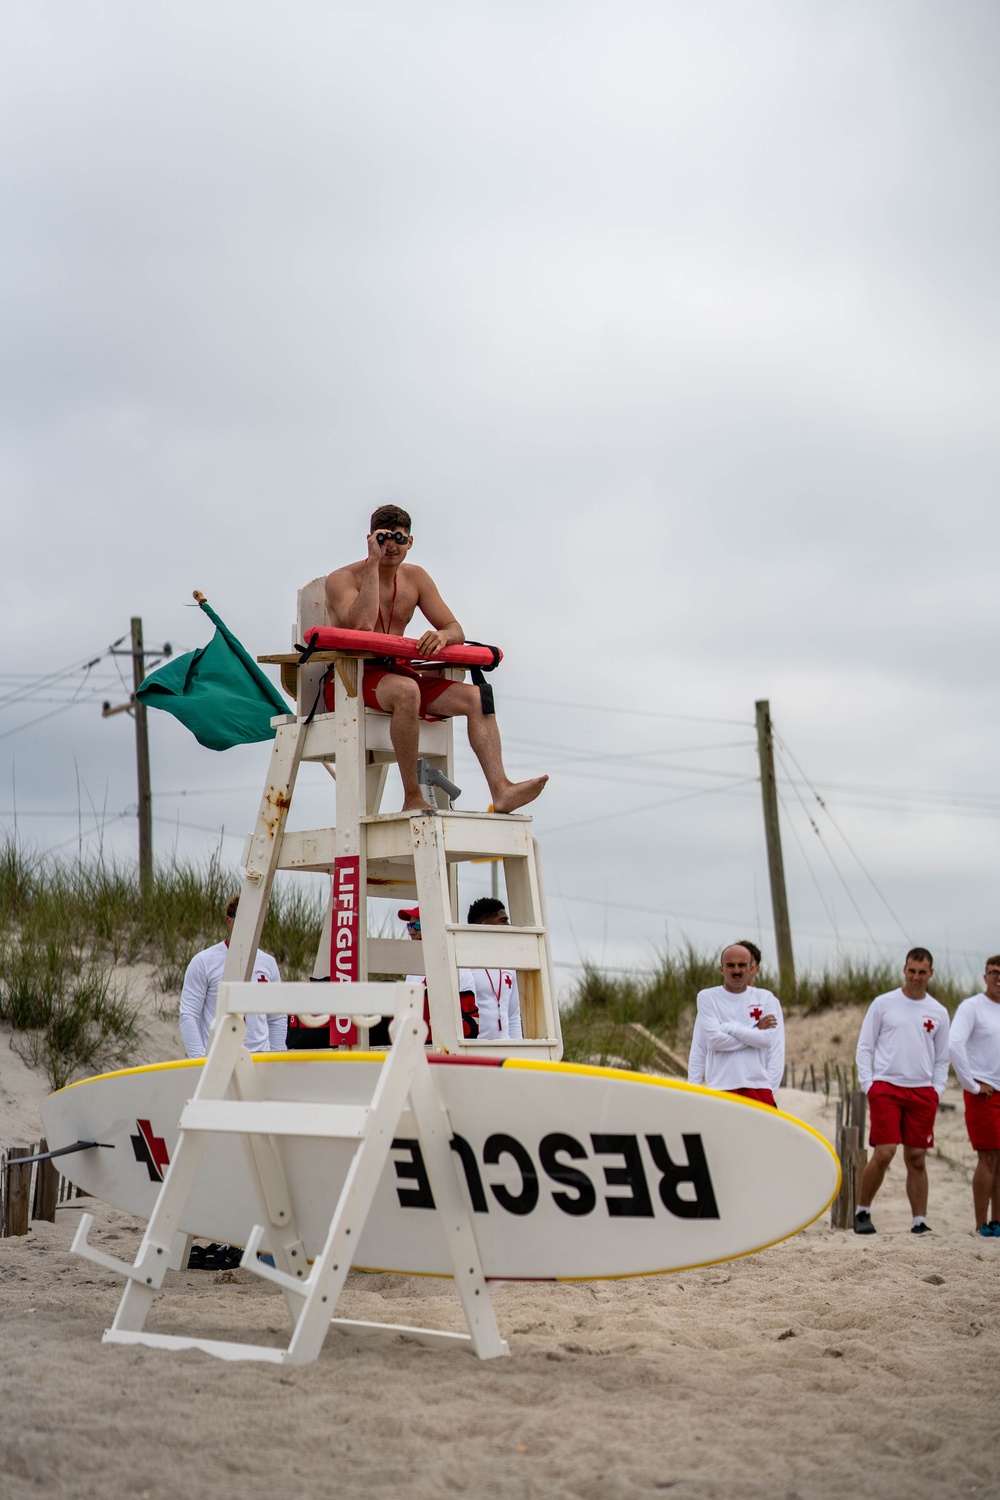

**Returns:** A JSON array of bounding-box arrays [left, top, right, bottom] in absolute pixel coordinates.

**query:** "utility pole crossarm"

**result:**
[[755, 699, 795, 1000]]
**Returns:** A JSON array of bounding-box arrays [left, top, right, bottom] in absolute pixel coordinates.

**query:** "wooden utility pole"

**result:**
[[131, 617, 153, 901], [755, 699, 795, 998], [104, 619, 170, 903]]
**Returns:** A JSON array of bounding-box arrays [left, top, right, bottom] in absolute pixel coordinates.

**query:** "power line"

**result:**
[[0, 697, 105, 745], [776, 782, 887, 959], [776, 781, 842, 944], [774, 733, 911, 942], [539, 776, 758, 838], [502, 735, 755, 784], [504, 694, 752, 728]]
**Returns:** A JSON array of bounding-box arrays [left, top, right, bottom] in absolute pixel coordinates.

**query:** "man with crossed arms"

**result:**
[[688, 942, 783, 1107], [949, 955, 1000, 1236]]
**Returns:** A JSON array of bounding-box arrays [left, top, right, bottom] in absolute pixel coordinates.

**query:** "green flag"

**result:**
[[136, 599, 289, 751]]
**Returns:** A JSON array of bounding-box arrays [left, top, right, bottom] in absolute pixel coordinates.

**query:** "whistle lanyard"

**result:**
[[485, 969, 505, 1029], [377, 576, 398, 636]]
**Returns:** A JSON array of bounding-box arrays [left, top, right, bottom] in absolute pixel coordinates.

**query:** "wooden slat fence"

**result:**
[[1, 1140, 88, 1237]]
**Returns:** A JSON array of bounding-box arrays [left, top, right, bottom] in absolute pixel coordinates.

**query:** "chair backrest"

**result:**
[[295, 577, 331, 716]]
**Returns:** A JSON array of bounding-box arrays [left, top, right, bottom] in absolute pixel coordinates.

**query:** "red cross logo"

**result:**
[[130, 1119, 170, 1183], [257, 973, 269, 982], [923, 1018, 935, 1033], [505, 974, 513, 988], [749, 1005, 763, 1021]]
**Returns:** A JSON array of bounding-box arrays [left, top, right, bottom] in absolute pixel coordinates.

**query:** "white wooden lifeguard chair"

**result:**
[[72, 585, 561, 1364], [254, 577, 563, 1059]]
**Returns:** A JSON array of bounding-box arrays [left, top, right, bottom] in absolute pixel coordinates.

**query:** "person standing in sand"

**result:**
[[854, 947, 949, 1236], [179, 894, 287, 1059], [949, 956, 1000, 1237], [688, 942, 783, 1107], [325, 505, 548, 815], [687, 939, 764, 1094]]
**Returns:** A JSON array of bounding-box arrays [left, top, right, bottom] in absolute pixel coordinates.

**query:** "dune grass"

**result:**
[[0, 834, 972, 1085], [559, 945, 972, 1071], [0, 836, 324, 1087]]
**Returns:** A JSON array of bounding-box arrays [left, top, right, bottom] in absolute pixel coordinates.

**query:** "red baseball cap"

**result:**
[[398, 907, 420, 922]]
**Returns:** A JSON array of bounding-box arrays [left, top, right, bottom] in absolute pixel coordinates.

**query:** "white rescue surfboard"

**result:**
[[42, 1055, 839, 1279]]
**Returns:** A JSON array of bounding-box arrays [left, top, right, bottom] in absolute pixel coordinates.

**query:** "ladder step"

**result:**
[[364, 815, 531, 862], [180, 1100, 369, 1139], [450, 930, 544, 969]]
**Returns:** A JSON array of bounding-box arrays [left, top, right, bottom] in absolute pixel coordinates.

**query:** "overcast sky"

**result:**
[[2, 1, 999, 991]]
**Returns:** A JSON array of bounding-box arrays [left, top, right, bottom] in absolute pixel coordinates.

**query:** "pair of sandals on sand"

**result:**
[[187, 1242, 243, 1270]]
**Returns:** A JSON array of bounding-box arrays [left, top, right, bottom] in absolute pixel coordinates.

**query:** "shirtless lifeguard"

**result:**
[[325, 505, 548, 815]]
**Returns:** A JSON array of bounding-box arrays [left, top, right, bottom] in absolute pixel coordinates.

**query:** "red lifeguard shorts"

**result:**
[[963, 1088, 1000, 1152], [324, 664, 453, 721], [867, 1080, 939, 1148], [729, 1087, 777, 1108]]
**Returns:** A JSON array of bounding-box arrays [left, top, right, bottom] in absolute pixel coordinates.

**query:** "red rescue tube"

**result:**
[[303, 626, 501, 669]]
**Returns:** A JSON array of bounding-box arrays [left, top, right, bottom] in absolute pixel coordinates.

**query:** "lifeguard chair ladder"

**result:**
[[73, 980, 509, 1363], [245, 577, 562, 1059]]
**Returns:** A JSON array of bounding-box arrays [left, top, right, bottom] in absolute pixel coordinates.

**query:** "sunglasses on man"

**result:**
[[406, 919, 421, 933], [376, 531, 410, 545]]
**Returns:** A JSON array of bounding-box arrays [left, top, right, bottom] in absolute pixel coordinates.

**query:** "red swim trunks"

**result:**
[[963, 1089, 1000, 1152], [324, 663, 453, 721], [729, 1087, 777, 1108], [867, 1080, 939, 1148]]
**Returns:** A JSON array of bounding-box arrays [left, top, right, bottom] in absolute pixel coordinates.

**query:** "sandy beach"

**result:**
[[3, 999, 1000, 1499]]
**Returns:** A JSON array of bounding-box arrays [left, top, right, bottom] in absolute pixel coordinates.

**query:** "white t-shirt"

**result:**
[[949, 993, 1000, 1094], [690, 985, 784, 1092], [856, 987, 950, 1097], [179, 940, 285, 1059], [462, 968, 521, 1040]]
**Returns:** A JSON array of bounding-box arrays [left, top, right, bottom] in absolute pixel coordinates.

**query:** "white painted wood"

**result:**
[[180, 1100, 370, 1139], [448, 928, 545, 970], [330, 1320, 473, 1350], [294, 576, 331, 720], [366, 937, 423, 974], [409, 813, 464, 1055], [73, 982, 510, 1365], [272, 828, 337, 872], [218, 980, 403, 1016], [104, 1331, 288, 1363]]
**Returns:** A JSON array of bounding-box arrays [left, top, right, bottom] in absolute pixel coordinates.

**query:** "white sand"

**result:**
[[3, 997, 999, 1498]]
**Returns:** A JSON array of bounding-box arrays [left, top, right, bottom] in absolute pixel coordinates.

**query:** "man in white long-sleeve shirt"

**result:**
[[179, 894, 287, 1059], [688, 943, 784, 1107], [464, 897, 522, 1040], [949, 955, 1000, 1236], [854, 947, 949, 1236]]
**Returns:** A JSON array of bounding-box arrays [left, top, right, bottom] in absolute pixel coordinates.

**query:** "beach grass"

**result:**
[[559, 946, 972, 1070], [0, 834, 972, 1084], [0, 836, 324, 1086]]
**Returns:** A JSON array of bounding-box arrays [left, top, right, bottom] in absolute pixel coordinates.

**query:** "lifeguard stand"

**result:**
[[70, 587, 563, 1363], [244, 578, 563, 1059]]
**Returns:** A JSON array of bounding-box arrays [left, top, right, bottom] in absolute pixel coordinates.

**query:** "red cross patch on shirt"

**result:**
[[923, 1017, 935, 1033], [505, 974, 512, 988], [749, 1005, 763, 1021]]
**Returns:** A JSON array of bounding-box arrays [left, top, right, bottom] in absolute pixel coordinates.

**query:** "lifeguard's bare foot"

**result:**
[[402, 795, 437, 814], [492, 776, 548, 815]]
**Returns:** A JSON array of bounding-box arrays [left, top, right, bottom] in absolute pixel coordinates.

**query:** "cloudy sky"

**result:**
[[2, 1, 998, 991]]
